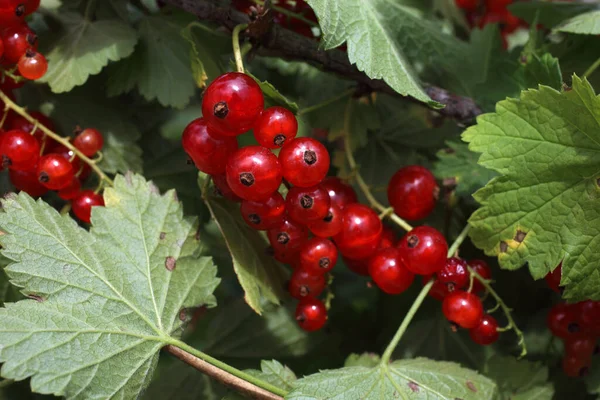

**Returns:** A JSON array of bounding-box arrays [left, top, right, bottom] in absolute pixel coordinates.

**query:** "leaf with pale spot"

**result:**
[[555, 10, 600, 35]]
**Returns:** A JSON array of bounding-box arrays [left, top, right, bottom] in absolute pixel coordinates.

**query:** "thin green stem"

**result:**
[[0, 91, 114, 186], [380, 280, 434, 364], [583, 57, 600, 79], [170, 339, 288, 397], [232, 23, 248, 73], [1, 67, 24, 84], [447, 224, 470, 257], [251, 0, 318, 27], [298, 89, 354, 116]]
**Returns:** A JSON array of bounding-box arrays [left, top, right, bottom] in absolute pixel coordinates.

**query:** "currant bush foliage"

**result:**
[[0, 174, 219, 399]]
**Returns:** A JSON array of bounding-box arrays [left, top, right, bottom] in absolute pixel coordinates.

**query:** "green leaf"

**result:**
[[463, 75, 600, 301], [223, 360, 296, 400], [0, 258, 21, 306], [0, 174, 220, 399], [250, 74, 299, 113], [305, 0, 459, 107], [484, 355, 553, 400], [199, 174, 288, 315], [107, 14, 196, 109], [523, 53, 563, 91], [181, 22, 228, 89], [287, 358, 496, 400], [555, 10, 600, 35], [509, 2, 599, 28], [434, 141, 498, 197], [344, 353, 381, 368], [40, 12, 137, 93]]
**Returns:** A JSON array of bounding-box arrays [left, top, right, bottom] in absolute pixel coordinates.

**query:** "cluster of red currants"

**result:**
[[545, 264, 600, 377], [0, 113, 105, 223], [0, 0, 48, 85], [233, 0, 317, 39]]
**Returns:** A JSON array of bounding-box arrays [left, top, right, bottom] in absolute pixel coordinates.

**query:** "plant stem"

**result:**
[[298, 89, 354, 115], [380, 280, 435, 364], [0, 91, 114, 186], [232, 23, 248, 73], [583, 57, 600, 79], [251, 0, 319, 27], [168, 341, 287, 398], [342, 99, 413, 232], [447, 224, 470, 257]]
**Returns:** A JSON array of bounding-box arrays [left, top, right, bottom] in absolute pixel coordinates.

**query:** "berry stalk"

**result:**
[[232, 23, 248, 73]]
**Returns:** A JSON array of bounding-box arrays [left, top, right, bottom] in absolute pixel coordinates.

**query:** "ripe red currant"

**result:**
[[225, 146, 282, 202], [1, 24, 37, 64], [253, 106, 298, 149], [308, 203, 343, 238], [387, 165, 439, 221], [24, 0, 40, 16], [240, 191, 285, 230], [212, 174, 242, 202], [71, 190, 104, 223], [286, 185, 330, 223], [469, 314, 499, 345], [9, 167, 48, 197], [182, 118, 238, 175], [485, 0, 512, 13], [73, 128, 104, 157], [278, 138, 330, 187], [267, 216, 309, 256], [44, 143, 83, 176], [423, 275, 449, 301], [37, 154, 74, 190], [299, 237, 338, 275], [333, 204, 382, 260], [564, 335, 597, 359], [343, 256, 370, 276], [378, 227, 396, 250], [547, 303, 580, 339], [17, 49, 48, 80], [562, 354, 591, 378], [437, 257, 469, 292], [577, 300, 600, 336], [201, 72, 264, 136], [0, 37, 4, 59], [368, 247, 414, 295], [0, 129, 40, 170], [468, 259, 492, 293], [455, 0, 479, 11], [0, 3, 25, 31], [57, 176, 81, 200], [320, 177, 357, 209], [397, 226, 447, 275], [545, 263, 562, 293], [8, 111, 55, 145], [296, 297, 327, 332], [442, 290, 484, 329], [289, 268, 326, 299]]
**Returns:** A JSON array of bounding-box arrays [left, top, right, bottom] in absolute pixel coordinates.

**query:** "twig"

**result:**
[[232, 23, 248, 73], [583, 56, 600, 79], [447, 224, 470, 257]]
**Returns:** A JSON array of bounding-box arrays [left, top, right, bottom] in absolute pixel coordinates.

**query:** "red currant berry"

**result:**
[[0, 2, 25, 29], [562, 354, 591, 378], [368, 247, 414, 295], [9, 167, 48, 197], [378, 227, 396, 249], [455, 0, 479, 11], [299, 237, 338, 275], [253, 106, 298, 149], [24, 0, 40, 16], [397, 226, 447, 275], [545, 263, 562, 293], [57, 176, 81, 200], [73, 128, 104, 157], [8, 111, 55, 145], [547, 303, 580, 339], [0, 36, 4, 59], [469, 314, 499, 345], [212, 174, 242, 202], [423, 275, 449, 301], [279, 138, 329, 187], [387, 165, 439, 221], [296, 297, 327, 332], [225, 146, 282, 202], [442, 290, 484, 329], [308, 203, 343, 238], [232, 0, 253, 13], [333, 204, 382, 260], [578, 300, 600, 336], [320, 177, 357, 209], [0, 129, 40, 170], [1, 24, 37, 64], [267, 217, 309, 256], [71, 190, 104, 223], [343, 256, 370, 276], [201, 72, 264, 136], [468, 259, 492, 293], [44, 143, 83, 174], [37, 154, 75, 190], [289, 268, 326, 299], [437, 257, 469, 292], [286, 185, 330, 224], [564, 335, 597, 359], [240, 191, 285, 230], [182, 118, 238, 175], [485, 0, 512, 13], [17, 49, 47, 80]]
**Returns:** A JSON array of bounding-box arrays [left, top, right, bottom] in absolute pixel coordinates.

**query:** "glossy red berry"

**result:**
[[73, 128, 104, 157], [8, 111, 55, 145], [182, 118, 238, 175], [9, 167, 48, 197], [0, 2, 25, 31], [455, 0, 479, 11], [201, 72, 264, 136], [387, 165, 439, 221], [24, 0, 40, 16], [289, 268, 326, 299], [44, 143, 83, 176], [547, 303, 580, 339], [564, 335, 597, 359], [442, 290, 484, 329], [0, 36, 4, 59], [397, 226, 448, 275], [267, 217, 309, 257], [308, 203, 343, 238], [0, 129, 40, 170], [296, 297, 327, 332], [286, 185, 330, 224], [368, 247, 414, 295], [279, 138, 330, 187], [578, 300, 600, 336], [212, 174, 242, 202], [299, 237, 338, 275], [37, 154, 74, 190], [562, 354, 591, 378], [225, 146, 282, 202], [468, 259, 492, 293], [57, 176, 81, 200], [333, 204, 382, 260], [240, 191, 285, 230], [485, 0, 512, 13], [17, 49, 47, 80], [437, 257, 469, 292], [423, 275, 449, 301], [545, 263, 562, 293], [2, 24, 37, 64], [344, 256, 370, 276], [71, 190, 104, 223], [320, 177, 357, 209], [253, 106, 298, 149], [469, 315, 499, 345], [378, 227, 396, 250]]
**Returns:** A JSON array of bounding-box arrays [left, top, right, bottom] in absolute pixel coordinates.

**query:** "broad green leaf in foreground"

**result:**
[[485, 355, 554, 400], [181, 22, 228, 89], [463, 76, 600, 301], [0, 174, 220, 399], [223, 360, 296, 400], [40, 12, 137, 92], [286, 358, 496, 400], [555, 10, 600, 35]]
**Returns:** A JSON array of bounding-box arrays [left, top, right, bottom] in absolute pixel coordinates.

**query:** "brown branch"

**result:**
[[165, 0, 482, 122], [164, 345, 284, 400]]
